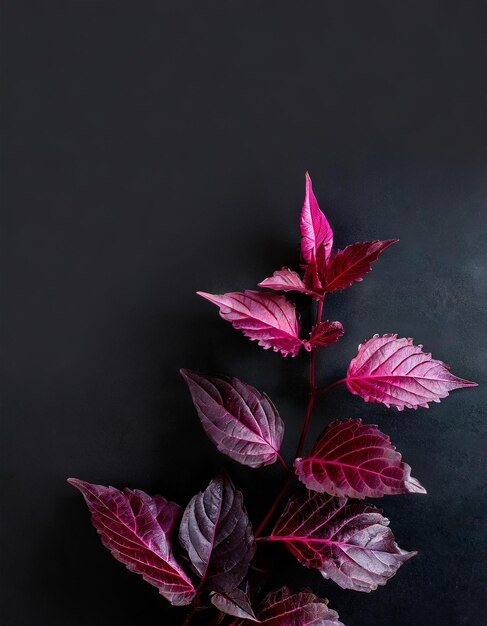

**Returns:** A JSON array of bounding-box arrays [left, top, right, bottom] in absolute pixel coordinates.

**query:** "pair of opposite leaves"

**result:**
[[68, 362, 457, 623], [68, 475, 344, 624], [198, 172, 398, 357], [196, 174, 475, 413]]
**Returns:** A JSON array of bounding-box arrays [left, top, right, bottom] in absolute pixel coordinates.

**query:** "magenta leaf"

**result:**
[[256, 587, 344, 625], [346, 333, 477, 410], [305, 320, 344, 350], [211, 587, 258, 621], [294, 418, 426, 498], [300, 172, 333, 267], [258, 267, 316, 296], [324, 240, 398, 292], [180, 369, 285, 468], [197, 290, 303, 357], [179, 475, 255, 593], [67, 478, 196, 606], [268, 491, 415, 592]]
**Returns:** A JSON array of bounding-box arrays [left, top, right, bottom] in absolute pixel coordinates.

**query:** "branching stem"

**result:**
[[254, 474, 292, 537], [315, 377, 347, 395]]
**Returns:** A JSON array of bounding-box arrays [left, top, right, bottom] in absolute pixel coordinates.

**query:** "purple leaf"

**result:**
[[268, 491, 415, 592], [256, 587, 344, 625], [325, 240, 398, 292], [179, 475, 255, 593], [180, 370, 285, 468], [258, 267, 316, 296], [197, 290, 303, 357], [300, 172, 333, 267], [294, 418, 426, 498], [211, 588, 258, 621], [346, 333, 477, 410], [305, 321, 344, 350], [67, 478, 196, 606]]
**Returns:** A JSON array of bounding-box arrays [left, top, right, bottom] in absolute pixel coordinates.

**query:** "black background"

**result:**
[[2, 2, 487, 625]]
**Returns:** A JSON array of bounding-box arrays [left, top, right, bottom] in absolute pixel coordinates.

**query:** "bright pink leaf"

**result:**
[[303, 250, 326, 294], [325, 240, 398, 292], [197, 290, 303, 357], [294, 418, 426, 498], [300, 173, 333, 267], [67, 478, 196, 606], [346, 334, 477, 410], [211, 587, 258, 621], [268, 491, 415, 592], [258, 267, 316, 296], [256, 587, 344, 625], [305, 320, 344, 350], [179, 475, 255, 593], [180, 370, 284, 468]]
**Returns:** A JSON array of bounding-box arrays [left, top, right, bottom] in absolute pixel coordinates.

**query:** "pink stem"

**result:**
[[254, 474, 292, 537], [276, 452, 289, 472], [315, 377, 347, 395], [253, 298, 326, 539], [294, 297, 323, 459]]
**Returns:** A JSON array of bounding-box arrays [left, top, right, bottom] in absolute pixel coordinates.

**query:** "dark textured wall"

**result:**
[[2, 2, 486, 625]]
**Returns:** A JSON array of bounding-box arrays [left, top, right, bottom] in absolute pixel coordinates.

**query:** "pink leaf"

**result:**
[[306, 320, 344, 350], [325, 240, 398, 292], [256, 587, 344, 625], [258, 267, 316, 296], [67, 478, 196, 606], [303, 249, 326, 294], [179, 475, 255, 593], [268, 491, 415, 592], [211, 587, 258, 621], [346, 334, 477, 410], [300, 172, 333, 267], [294, 418, 426, 498], [180, 370, 284, 468], [197, 290, 303, 357]]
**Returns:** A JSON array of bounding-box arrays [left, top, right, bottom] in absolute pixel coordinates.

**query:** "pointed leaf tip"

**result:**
[[181, 370, 284, 467], [271, 491, 415, 592], [346, 334, 477, 410], [196, 290, 303, 357], [294, 418, 426, 498], [179, 475, 255, 593], [325, 240, 398, 292], [300, 174, 333, 268], [68, 478, 196, 605]]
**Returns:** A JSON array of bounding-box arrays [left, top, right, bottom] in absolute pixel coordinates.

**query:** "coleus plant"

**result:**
[[69, 173, 477, 625]]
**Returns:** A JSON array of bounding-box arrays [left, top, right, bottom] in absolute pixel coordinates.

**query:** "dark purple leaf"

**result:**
[[67, 478, 196, 606], [294, 418, 426, 498], [180, 370, 284, 468], [268, 491, 415, 592], [324, 240, 398, 292], [346, 333, 477, 410], [305, 321, 344, 350], [197, 290, 303, 357], [211, 588, 258, 621], [179, 475, 255, 593], [256, 587, 344, 625]]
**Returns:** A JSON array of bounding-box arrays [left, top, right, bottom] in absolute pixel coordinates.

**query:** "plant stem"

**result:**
[[276, 452, 289, 472], [254, 474, 292, 537], [294, 297, 323, 459], [253, 297, 326, 539], [315, 377, 347, 395]]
